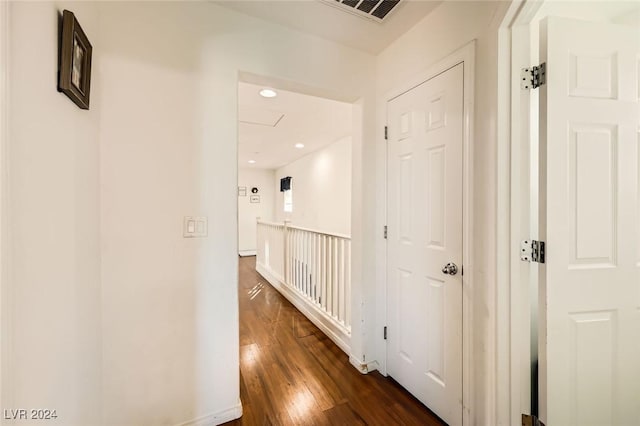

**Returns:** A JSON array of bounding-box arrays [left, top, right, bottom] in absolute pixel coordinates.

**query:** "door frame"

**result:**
[[381, 41, 475, 426], [0, 0, 10, 415], [498, 1, 553, 425], [502, 3, 640, 424]]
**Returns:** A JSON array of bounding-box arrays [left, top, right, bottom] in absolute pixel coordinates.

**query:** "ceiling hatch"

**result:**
[[320, 0, 402, 22]]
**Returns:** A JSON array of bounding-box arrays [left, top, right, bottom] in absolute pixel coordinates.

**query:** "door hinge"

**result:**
[[522, 414, 545, 426], [521, 239, 546, 264], [383, 326, 387, 340], [384, 126, 388, 140], [521, 63, 546, 90], [383, 225, 388, 239]]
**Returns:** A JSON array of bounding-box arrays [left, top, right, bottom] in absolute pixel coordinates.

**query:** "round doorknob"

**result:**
[[441, 262, 458, 276]]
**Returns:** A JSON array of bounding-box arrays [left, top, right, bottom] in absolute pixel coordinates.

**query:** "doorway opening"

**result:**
[[236, 75, 357, 355], [507, 2, 640, 425]]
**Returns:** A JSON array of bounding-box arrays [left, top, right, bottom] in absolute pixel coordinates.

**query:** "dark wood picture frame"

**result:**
[[58, 10, 92, 110]]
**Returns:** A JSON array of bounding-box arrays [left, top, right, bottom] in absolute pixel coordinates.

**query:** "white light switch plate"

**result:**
[[183, 216, 208, 238]]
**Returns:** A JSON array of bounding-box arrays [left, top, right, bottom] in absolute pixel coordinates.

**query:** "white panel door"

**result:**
[[387, 63, 463, 426], [538, 17, 640, 426]]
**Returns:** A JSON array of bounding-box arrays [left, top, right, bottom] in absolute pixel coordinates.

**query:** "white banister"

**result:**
[[255, 219, 352, 353]]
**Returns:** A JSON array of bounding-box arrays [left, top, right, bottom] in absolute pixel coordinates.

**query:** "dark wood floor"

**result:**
[[224, 256, 445, 426]]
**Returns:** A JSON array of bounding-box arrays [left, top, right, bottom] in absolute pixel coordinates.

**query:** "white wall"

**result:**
[[2, 2, 375, 424], [374, 1, 510, 424], [5, 2, 102, 425], [97, 2, 375, 425], [238, 168, 275, 255], [274, 136, 351, 235]]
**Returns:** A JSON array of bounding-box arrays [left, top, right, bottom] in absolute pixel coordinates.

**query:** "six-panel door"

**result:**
[[386, 63, 464, 426], [539, 17, 640, 426]]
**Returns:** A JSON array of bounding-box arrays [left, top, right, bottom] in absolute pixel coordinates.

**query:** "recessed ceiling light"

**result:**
[[248, 160, 256, 164], [295, 143, 305, 149], [259, 88, 277, 98]]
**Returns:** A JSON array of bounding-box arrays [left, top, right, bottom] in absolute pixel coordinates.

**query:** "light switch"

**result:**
[[184, 216, 208, 238]]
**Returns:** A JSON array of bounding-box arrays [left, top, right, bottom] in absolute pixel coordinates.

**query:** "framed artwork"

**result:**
[[250, 195, 260, 203], [238, 187, 247, 197], [58, 10, 93, 109]]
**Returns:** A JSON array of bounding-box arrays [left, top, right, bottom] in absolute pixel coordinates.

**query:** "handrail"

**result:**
[[256, 219, 351, 241], [256, 219, 284, 227], [257, 219, 284, 230]]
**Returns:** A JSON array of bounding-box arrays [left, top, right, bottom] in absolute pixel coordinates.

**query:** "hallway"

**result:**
[[226, 256, 445, 425]]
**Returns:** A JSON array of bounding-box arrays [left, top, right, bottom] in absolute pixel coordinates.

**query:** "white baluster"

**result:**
[[346, 239, 351, 329], [322, 235, 327, 312]]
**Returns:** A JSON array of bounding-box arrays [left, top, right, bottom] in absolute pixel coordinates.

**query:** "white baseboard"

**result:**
[[175, 401, 242, 426], [349, 356, 379, 374], [238, 250, 256, 257], [256, 262, 351, 355]]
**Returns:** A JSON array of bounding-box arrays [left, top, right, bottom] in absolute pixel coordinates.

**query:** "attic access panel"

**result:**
[[322, 0, 401, 22]]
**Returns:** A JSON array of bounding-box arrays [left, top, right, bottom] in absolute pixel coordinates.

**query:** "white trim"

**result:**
[[379, 41, 475, 426], [496, 25, 511, 426], [497, 3, 524, 425], [174, 401, 242, 426], [255, 262, 351, 355], [498, 1, 545, 425], [0, 0, 10, 418], [238, 250, 256, 257]]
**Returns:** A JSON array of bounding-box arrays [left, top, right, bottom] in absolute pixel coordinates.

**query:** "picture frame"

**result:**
[[58, 10, 93, 110], [250, 195, 260, 203]]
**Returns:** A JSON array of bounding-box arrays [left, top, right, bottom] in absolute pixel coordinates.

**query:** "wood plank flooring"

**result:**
[[224, 256, 445, 426]]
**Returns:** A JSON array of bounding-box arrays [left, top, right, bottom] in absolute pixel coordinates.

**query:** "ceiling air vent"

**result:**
[[320, 0, 402, 22]]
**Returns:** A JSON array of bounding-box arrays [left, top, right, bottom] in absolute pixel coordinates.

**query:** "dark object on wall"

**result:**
[[280, 177, 292, 192], [58, 10, 93, 110], [251, 187, 259, 194]]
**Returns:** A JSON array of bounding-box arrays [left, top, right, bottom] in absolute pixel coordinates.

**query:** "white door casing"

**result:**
[[386, 63, 464, 426], [0, 0, 9, 414], [538, 17, 640, 426]]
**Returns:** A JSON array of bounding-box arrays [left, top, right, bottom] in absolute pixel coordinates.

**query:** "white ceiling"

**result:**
[[213, 0, 443, 54], [238, 82, 352, 169]]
